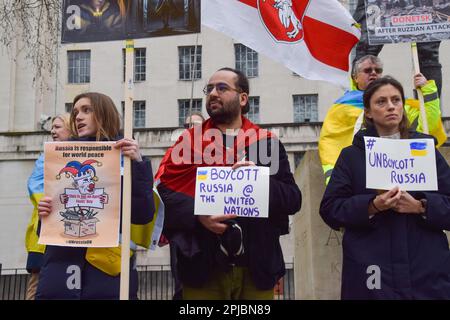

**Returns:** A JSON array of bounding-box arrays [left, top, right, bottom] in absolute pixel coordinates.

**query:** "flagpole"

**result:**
[[120, 39, 134, 300], [411, 42, 429, 134], [188, 33, 200, 126]]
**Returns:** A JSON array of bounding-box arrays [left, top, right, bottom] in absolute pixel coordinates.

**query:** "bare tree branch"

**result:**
[[0, 0, 61, 86]]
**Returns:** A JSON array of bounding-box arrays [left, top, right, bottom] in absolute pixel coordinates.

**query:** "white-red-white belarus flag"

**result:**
[[202, 0, 361, 88]]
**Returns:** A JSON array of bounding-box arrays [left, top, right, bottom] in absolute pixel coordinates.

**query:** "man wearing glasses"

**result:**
[[319, 54, 445, 184], [156, 67, 301, 300]]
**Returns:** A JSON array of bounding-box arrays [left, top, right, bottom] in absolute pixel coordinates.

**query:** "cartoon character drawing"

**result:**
[[56, 159, 108, 238], [58, 160, 99, 195], [273, 0, 303, 39]]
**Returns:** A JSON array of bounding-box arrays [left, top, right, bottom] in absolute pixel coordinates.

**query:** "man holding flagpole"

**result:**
[[319, 54, 446, 185], [352, 0, 442, 97]]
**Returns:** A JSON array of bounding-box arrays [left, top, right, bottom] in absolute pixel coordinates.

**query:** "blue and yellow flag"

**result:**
[[26, 154, 46, 255], [410, 142, 428, 157], [197, 170, 208, 181]]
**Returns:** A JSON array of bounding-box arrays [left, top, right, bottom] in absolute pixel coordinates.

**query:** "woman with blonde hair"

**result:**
[[25, 114, 72, 300]]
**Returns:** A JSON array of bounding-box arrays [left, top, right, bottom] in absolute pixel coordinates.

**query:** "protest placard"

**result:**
[[39, 141, 121, 247], [194, 166, 270, 218], [62, 0, 200, 43], [365, 0, 450, 45], [364, 137, 437, 191]]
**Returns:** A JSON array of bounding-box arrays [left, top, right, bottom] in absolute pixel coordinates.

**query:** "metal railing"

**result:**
[[0, 268, 29, 300], [0, 263, 294, 300]]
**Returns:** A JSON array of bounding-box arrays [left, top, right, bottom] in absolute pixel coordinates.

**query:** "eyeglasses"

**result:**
[[361, 67, 383, 74], [203, 83, 242, 95]]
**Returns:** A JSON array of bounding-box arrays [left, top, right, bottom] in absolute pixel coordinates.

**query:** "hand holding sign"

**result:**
[[394, 191, 424, 215], [232, 160, 256, 170], [38, 196, 53, 217], [413, 73, 427, 88], [372, 186, 401, 213]]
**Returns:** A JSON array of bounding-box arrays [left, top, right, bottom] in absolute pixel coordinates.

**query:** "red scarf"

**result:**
[[156, 116, 272, 197]]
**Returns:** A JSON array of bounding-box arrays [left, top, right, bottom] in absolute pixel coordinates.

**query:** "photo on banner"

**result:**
[[365, 0, 450, 45], [39, 142, 121, 247], [62, 0, 200, 43]]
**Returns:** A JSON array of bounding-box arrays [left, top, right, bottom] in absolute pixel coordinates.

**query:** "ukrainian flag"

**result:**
[[197, 170, 208, 180], [26, 154, 46, 259], [410, 142, 428, 156]]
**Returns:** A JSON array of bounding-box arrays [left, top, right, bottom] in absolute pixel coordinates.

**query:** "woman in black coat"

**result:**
[[320, 76, 450, 299]]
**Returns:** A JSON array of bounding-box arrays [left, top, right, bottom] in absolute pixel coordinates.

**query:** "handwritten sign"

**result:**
[[194, 166, 270, 218], [364, 137, 437, 191]]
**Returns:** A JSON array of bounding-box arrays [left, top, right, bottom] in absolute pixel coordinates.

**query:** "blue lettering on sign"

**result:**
[[224, 196, 255, 206], [210, 168, 259, 181], [368, 152, 415, 169], [199, 182, 233, 193], [390, 171, 426, 184], [224, 206, 260, 217], [199, 194, 215, 203]]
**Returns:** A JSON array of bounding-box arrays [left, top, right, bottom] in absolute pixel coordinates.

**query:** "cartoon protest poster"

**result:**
[[39, 142, 121, 247]]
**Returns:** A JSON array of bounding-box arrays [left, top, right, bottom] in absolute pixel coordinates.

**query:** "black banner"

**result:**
[[62, 0, 200, 43]]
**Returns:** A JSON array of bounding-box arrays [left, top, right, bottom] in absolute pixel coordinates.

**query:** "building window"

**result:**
[[121, 101, 146, 128], [123, 48, 147, 82], [247, 97, 260, 123], [68, 51, 90, 84], [65, 103, 73, 113], [178, 46, 202, 80], [178, 99, 202, 126], [133, 101, 146, 128], [235, 44, 258, 78], [347, 0, 358, 15], [134, 48, 146, 82], [293, 94, 318, 123]]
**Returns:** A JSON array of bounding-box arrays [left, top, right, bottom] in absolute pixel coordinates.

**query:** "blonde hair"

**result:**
[[52, 113, 72, 133]]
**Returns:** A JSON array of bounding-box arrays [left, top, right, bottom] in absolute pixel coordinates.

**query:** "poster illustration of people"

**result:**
[[39, 142, 121, 247], [365, 0, 450, 45], [62, 0, 200, 43]]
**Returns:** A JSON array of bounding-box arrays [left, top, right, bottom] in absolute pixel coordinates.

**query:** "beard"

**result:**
[[206, 95, 241, 125]]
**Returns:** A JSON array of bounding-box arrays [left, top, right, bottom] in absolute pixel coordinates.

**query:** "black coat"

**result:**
[[159, 137, 302, 290], [320, 126, 450, 299]]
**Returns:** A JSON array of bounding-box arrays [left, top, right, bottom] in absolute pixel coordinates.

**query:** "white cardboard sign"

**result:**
[[194, 166, 270, 218], [365, 137, 437, 191]]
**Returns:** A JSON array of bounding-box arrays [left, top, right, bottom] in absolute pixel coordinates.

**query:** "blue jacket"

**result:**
[[320, 126, 450, 299], [36, 137, 154, 300]]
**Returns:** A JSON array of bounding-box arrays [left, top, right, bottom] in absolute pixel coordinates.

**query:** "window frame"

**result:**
[[67, 50, 91, 84], [293, 94, 319, 123], [178, 46, 202, 81]]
